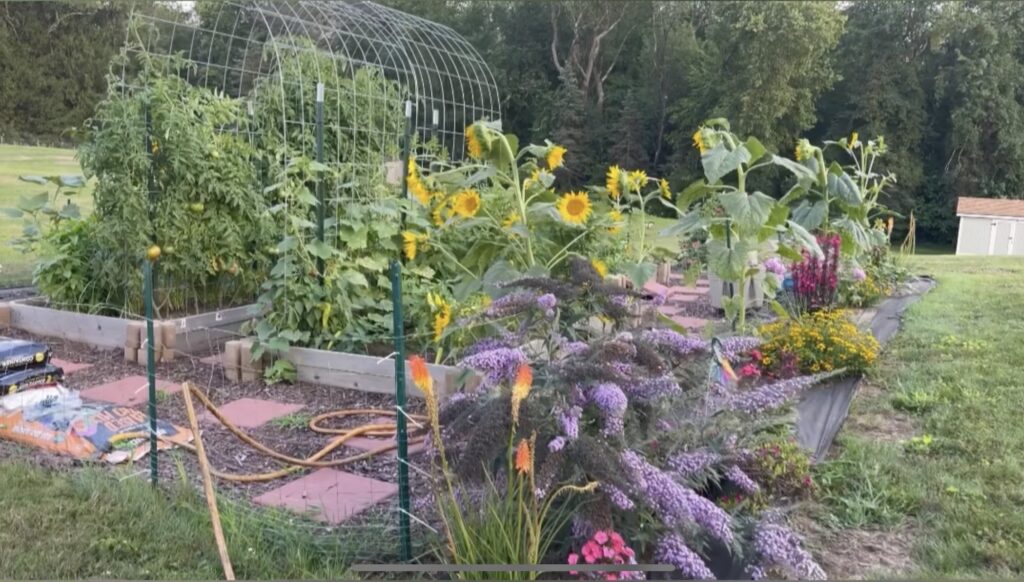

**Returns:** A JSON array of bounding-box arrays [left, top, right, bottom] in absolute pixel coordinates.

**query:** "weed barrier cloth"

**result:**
[[0, 386, 192, 463], [796, 277, 936, 461]]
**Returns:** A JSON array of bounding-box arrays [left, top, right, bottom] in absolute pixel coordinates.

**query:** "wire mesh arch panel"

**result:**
[[125, 0, 502, 165]]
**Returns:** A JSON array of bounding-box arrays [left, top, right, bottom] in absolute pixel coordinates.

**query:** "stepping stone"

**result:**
[[343, 416, 427, 457], [201, 397, 303, 429], [199, 354, 221, 366], [673, 294, 700, 303], [81, 375, 182, 407], [51, 358, 92, 374], [671, 316, 710, 330], [642, 281, 670, 298], [672, 286, 708, 296], [253, 468, 398, 524]]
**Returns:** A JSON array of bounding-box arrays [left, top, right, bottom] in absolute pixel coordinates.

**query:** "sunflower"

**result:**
[[402, 231, 426, 261], [607, 209, 624, 234], [659, 178, 672, 200], [591, 259, 608, 278], [503, 212, 521, 228], [556, 191, 593, 225], [428, 292, 452, 342], [465, 124, 484, 159], [606, 165, 623, 200], [849, 132, 859, 149], [407, 160, 432, 205], [795, 139, 813, 161], [431, 202, 447, 227], [693, 128, 706, 154], [450, 189, 481, 218], [628, 169, 648, 193], [546, 145, 567, 169]]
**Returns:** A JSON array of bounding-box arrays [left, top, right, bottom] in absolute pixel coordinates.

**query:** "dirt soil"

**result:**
[[0, 328, 432, 505], [792, 509, 916, 578]]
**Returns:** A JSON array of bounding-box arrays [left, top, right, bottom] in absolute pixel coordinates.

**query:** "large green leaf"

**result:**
[[660, 210, 704, 237], [786, 220, 822, 257], [766, 203, 790, 228], [745, 136, 767, 163], [791, 200, 828, 230], [719, 190, 775, 231], [58, 175, 85, 188], [338, 270, 369, 287], [771, 155, 817, 186], [707, 238, 753, 281], [835, 217, 872, 255], [827, 172, 861, 205], [621, 261, 656, 287], [702, 144, 751, 184], [58, 203, 81, 219], [307, 240, 334, 259], [676, 178, 711, 208], [18, 175, 48, 185], [17, 192, 48, 212]]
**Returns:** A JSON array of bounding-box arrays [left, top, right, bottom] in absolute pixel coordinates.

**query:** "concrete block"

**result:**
[[239, 339, 262, 382], [125, 321, 143, 349], [0, 303, 11, 328], [124, 347, 138, 364], [223, 341, 242, 382]]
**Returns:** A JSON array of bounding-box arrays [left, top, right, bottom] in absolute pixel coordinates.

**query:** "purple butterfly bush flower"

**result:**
[[725, 465, 760, 494], [718, 336, 763, 361], [749, 520, 825, 580], [590, 383, 628, 435], [668, 450, 720, 477], [728, 372, 832, 414], [641, 329, 706, 357], [620, 450, 734, 544], [604, 483, 635, 510], [626, 375, 681, 401], [485, 291, 540, 318], [559, 406, 582, 440], [461, 336, 515, 358], [548, 436, 566, 452], [562, 341, 589, 356], [459, 347, 527, 387], [537, 293, 557, 310], [654, 534, 715, 580]]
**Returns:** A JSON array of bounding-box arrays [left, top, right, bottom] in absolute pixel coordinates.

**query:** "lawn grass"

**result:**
[[815, 255, 1024, 575], [0, 459, 393, 578], [0, 144, 92, 286]]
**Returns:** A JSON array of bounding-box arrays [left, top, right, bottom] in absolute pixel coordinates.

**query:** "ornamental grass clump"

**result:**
[[430, 268, 831, 578], [757, 309, 879, 376]]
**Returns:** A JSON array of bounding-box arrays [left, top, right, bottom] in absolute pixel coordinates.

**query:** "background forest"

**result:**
[[3, 0, 1023, 243]]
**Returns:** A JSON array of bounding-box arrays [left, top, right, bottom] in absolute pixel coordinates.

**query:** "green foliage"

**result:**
[[747, 436, 815, 499], [3, 174, 85, 253], [815, 438, 918, 529]]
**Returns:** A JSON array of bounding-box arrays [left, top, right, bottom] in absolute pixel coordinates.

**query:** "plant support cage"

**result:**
[[126, 0, 501, 163]]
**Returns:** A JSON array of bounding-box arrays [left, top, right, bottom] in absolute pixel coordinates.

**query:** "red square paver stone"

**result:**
[[343, 416, 427, 457], [671, 316, 710, 330], [51, 358, 92, 374], [643, 281, 670, 297], [201, 398, 303, 429], [253, 468, 397, 524], [80, 375, 182, 407], [673, 294, 700, 303]]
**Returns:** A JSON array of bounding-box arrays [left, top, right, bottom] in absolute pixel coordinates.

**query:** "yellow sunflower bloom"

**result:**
[[608, 209, 624, 234], [628, 169, 648, 193], [795, 139, 813, 161], [503, 212, 521, 228], [402, 231, 426, 261], [849, 132, 859, 149], [465, 124, 483, 159], [591, 259, 608, 278], [659, 178, 671, 200], [693, 128, 706, 154], [556, 191, 592, 225], [406, 160, 432, 205], [451, 189, 482, 218], [428, 292, 452, 342], [546, 145, 567, 169], [606, 165, 623, 200]]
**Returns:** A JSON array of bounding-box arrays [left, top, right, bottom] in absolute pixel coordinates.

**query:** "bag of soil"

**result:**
[[0, 339, 52, 374], [0, 363, 64, 395]]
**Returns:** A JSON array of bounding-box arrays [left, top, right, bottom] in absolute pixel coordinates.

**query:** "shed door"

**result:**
[[1011, 222, 1024, 256], [958, 217, 993, 255], [993, 220, 1013, 255]]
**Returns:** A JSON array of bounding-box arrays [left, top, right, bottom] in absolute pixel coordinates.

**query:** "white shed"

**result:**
[[955, 197, 1024, 256]]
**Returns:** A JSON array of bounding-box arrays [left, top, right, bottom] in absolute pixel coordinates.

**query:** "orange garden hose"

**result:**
[[161, 383, 429, 483]]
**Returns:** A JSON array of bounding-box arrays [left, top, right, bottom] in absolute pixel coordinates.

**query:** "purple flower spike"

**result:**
[[537, 293, 557, 310], [641, 329, 706, 357], [459, 347, 526, 387], [725, 465, 760, 494], [590, 383, 628, 436], [654, 534, 715, 580], [668, 450, 720, 477]]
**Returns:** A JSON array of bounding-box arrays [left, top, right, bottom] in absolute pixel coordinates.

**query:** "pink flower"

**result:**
[[585, 553, 597, 564], [625, 547, 635, 558], [568, 552, 579, 576], [603, 546, 616, 559], [739, 363, 761, 378], [594, 530, 610, 545]]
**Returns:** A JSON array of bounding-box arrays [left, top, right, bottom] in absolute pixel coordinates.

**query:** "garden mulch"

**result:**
[[0, 328, 432, 512]]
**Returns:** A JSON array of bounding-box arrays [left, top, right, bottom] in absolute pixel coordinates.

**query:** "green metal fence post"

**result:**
[[391, 99, 414, 563], [144, 104, 159, 485], [315, 82, 325, 284]]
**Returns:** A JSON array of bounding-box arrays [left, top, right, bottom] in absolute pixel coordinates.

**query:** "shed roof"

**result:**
[[957, 197, 1024, 219]]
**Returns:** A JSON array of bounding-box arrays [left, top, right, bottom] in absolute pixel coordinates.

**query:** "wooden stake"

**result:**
[[180, 382, 236, 580]]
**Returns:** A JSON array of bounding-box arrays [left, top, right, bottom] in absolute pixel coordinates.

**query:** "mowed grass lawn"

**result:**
[[0, 144, 92, 285], [815, 255, 1024, 576]]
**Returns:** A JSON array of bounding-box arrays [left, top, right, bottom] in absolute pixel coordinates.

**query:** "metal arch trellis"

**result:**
[[116, 0, 502, 565], [123, 0, 501, 162]]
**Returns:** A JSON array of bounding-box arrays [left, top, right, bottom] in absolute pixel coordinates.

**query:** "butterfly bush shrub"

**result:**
[[431, 259, 831, 579]]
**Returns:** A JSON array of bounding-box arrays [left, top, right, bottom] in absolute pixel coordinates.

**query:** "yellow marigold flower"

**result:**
[[556, 191, 592, 225], [465, 124, 483, 159], [628, 169, 648, 193], [451, 189, 481, 218], [659, 178, 671, 200], [402, 231, 426, 261], [514, 438, 533, 475], [511, 363, 532, 425], [608, 209, 624, 234], [693, 128, 706, 154], [591, 259, 608, 279], [546, 145, 567, 169], [606, 165, 623, 200], [849, 132, 859, 149]]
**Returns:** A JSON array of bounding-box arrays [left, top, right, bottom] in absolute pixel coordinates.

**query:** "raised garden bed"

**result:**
[[0, 297, 257, 358]]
